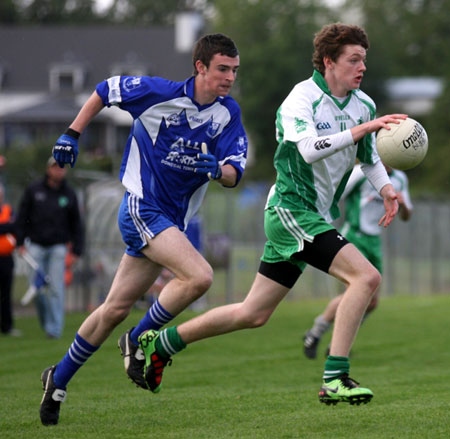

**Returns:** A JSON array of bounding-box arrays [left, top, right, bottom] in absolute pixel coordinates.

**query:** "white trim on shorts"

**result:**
[[274, 206, 314, 252], [127, 193, 155, 244]]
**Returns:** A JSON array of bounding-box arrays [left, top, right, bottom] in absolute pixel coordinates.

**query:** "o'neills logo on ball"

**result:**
[[403, 123, 426, 150]]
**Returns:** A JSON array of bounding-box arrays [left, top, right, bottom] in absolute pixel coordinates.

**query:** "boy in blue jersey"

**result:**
[[40, 33, 247, 426]]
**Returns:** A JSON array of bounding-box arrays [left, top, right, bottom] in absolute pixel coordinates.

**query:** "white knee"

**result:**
[[234, 304, 271, 329], [196, 265, 214, 293], [359, 267, 382, 296], [368, 268, 382, 292], [186, 264, 214, 300]]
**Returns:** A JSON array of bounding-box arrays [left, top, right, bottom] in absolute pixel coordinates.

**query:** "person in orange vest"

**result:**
[[0, 183, 21, 336]]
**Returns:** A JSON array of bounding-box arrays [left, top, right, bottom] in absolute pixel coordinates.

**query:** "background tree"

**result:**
[[104, 0, 211, 25], [211, 0, 336, 180], [19, 0, 102, 24], [345, 0, 450, 195], [346, 0, 450, 78], [0, 0, 19, 23]]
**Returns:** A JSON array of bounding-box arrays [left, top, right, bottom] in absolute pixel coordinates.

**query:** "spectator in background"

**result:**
[[0, 183, 20, 336], [15, 157, 83, 339]]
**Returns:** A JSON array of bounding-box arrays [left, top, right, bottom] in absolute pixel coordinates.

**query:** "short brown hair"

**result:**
[[312, 23, 369, 75], [192, 33, 239, 75]]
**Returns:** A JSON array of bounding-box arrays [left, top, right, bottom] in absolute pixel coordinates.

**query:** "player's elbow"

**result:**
[[303, 155, 315, 165], [296, 138, 321, 164]]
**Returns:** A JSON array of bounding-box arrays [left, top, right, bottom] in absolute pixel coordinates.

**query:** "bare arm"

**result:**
[[217, 164, 238, 187], [52, 91, 105, 168], [69, 91, 105, 134]]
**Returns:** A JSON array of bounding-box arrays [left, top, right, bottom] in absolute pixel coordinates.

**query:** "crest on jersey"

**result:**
[[123, 77, 142, 92], [237, 136, 247, 154], [294, 118, 307, 133], [167, 113, 181, 126], [206, 120, 221, 138], [316, 121, 332, 130]]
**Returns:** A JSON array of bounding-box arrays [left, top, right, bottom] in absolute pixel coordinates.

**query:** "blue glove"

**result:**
[[52, 130, 79, 168], [193, 153, 222, 180]]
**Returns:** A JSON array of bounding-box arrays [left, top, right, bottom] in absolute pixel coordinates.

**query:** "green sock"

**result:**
[[155, 326, 186, 359], [323, 355, 350, 382]]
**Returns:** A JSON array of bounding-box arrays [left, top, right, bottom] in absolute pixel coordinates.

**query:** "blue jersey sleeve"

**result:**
[[214, 102, 248, 187], [96, 76, 183, 120]]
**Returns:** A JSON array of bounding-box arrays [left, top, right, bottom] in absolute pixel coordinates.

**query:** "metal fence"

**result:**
[[199, 186, 450, 304], [58, 180, 450, 311]]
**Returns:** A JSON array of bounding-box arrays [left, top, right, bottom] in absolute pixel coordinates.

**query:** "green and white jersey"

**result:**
[[342, 165, 413, 236], [267, 70, 379, 223]]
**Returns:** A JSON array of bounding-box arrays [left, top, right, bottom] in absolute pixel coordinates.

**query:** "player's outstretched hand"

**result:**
[[379, 184, 398, 227], [193, 143, 222, 180], [52, 131, 79, 168]]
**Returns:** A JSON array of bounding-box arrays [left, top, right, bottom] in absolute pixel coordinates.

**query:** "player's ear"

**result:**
[[195, 60, 208, 75], [323, 56, 334, 71]]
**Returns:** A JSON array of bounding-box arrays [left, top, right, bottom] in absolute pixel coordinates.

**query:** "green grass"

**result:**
[[1, 295, 449, 438]]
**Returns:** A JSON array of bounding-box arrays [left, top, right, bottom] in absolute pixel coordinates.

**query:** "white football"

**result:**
[[376, 117, 428, 170]]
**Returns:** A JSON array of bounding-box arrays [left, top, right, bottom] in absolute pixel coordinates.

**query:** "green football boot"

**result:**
[[138, 329, 172, 393], [319, 373, 373, 405]]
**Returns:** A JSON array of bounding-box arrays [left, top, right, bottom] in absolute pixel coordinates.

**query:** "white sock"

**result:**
[[310, 314, 331, 338]]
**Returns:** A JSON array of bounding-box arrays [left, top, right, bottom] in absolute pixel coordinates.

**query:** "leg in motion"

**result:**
[[319, 244, 380, 405], [138, 262, 298, 392], [40, 253, 158, 425], [40, 366, 66, 426], [119, 227, 213, 389], [303, 297, 340, 359]]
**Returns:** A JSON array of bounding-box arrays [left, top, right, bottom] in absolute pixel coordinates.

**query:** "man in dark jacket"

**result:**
[[15, 157, 83, 338]]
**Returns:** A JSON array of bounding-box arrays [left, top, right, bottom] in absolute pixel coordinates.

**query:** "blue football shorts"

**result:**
[[118, 191, 176, 258]]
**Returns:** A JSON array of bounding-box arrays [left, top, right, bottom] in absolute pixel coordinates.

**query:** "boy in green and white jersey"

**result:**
[[269, 69, 378, 224], [303, 163, 413, 359], [135, 23, 408, 406]]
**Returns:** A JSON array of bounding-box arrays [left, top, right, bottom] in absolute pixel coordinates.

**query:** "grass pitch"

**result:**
[[1, 295, 449, 439]]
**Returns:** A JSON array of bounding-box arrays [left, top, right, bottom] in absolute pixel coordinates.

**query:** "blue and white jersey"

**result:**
[[96, 75, 248, 231]]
